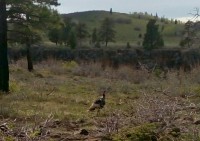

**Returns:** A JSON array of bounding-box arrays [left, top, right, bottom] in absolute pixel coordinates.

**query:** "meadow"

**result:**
[[1, 58, 200, 140]]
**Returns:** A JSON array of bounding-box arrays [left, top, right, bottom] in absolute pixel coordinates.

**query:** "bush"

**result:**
[[114, 18, 132, 24], [112, 123, 158, 141]]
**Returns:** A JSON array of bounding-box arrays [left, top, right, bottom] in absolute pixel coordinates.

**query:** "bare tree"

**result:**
[[189, 8, 200, 20], [180, 8, 200, 48]]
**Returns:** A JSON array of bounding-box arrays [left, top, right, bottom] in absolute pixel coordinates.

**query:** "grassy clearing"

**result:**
[[1, 59, 200, 140], [5, 59, 141, 121]]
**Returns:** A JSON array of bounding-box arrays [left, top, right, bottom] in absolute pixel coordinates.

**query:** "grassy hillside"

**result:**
[[62, 10, 184, 47]]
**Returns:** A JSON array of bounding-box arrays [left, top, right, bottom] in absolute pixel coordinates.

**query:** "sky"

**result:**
[[57, 0, 200, 21]]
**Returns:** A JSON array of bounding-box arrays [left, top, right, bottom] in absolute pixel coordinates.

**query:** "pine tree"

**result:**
[[99, 17, 116, 47], [48, 27, 62, 45], [76, 22, 88, 47], [8, 0, 60, 71], [68, 31, 77, 49], [143, 19, 164, 50], [0, 0, 60, 92], [91, 28, 97, 44], [110, 8, 112, 15]]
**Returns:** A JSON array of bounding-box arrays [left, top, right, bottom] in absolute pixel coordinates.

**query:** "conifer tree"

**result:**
[[143, 19, 164, 50], [99, 17, 116, 47], [0, 0, 60, 92], [76, 22, 88, 47], [8, 0, 60, 71]]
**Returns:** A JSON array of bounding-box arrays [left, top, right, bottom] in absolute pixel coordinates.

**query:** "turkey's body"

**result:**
[[88, 91, 106, 113]]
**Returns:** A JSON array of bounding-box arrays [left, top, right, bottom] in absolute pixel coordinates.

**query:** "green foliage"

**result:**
[[61, 17, 74, 45], [126, 42, 131, 48], [68, 31, 77, 49], [8, 2, 61, 44], [143, 19, 164, 50], [48, 27, 62, 45], [62, 61, 78, 71], [2, 137, 15, 141], [91, 28, 98, 44], [91, 28, 101, 48], [48, 17, 89, 48], [48, 17, 76, 46], [113, 123, 158, 141], [7, 0, 61, 72], [154, 67, 162, 78], [192, 86, 200, 98], [76, 22, 89, 46], [7, 0, 60, 6], [169, 127, 181, 137], [99, 17, 116, 46], [10, 80, 21, 92]]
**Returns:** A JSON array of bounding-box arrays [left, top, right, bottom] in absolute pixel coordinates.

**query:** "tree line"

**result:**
[[48, 17, 116, 48]]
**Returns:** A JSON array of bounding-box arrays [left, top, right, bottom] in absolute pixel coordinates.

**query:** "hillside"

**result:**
[[62, 10, 184, 47]]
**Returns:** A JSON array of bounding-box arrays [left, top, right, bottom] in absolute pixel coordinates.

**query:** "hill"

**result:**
[[62, 10, 184, 47]]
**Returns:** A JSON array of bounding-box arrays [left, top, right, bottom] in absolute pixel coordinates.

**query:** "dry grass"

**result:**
[[1, 59, 200, 140], [71, 62, 149, 84]]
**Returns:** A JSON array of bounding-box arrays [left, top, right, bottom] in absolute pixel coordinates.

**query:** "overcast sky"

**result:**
[[57, 0, 200, 20]]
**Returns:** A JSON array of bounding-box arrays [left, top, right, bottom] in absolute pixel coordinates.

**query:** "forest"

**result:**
[[1, 0, 200, 140]]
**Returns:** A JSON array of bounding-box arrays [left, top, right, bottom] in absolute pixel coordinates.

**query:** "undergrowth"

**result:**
[[1, 59, 200, 140]]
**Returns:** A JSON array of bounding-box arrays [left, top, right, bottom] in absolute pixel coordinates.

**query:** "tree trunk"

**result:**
[[26, 14, 33, 72], [0, 0, 9, 92], [26, 37, 33, 72]]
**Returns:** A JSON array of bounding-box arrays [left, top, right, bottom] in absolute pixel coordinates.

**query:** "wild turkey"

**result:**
[[88, 91, 106, 114]]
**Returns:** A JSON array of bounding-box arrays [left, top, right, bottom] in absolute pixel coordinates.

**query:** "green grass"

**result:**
[[5, 60, 138, 121], [63, 10, 184, 47], [5, 59, 198, 119]]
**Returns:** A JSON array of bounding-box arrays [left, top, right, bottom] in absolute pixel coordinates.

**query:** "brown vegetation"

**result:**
[[1, 58, 200, 140], [8, 47, 200, 72]]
